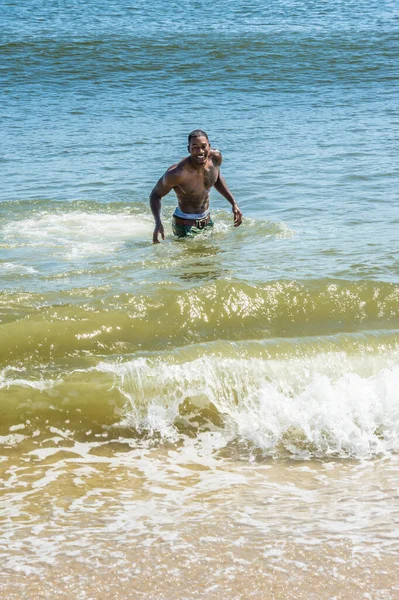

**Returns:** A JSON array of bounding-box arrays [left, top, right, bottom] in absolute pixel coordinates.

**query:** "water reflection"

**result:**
[[171, 237, 228, 282]]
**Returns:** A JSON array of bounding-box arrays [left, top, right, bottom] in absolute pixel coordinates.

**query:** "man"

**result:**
[[149, 130, 243, 242]]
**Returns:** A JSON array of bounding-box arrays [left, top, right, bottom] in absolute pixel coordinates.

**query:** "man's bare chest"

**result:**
[[177, 166, 219, 196], [203, 165, 218, 189]]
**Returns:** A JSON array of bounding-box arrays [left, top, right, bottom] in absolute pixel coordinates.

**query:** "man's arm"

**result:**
[[149, 170, 178, 243], [214, 170, 243, 227]]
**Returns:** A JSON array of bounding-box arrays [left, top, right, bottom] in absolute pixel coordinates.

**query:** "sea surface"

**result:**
[[1, 0, 399, 598]]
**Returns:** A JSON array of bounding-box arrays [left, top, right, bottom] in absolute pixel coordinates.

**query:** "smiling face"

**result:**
[[188, 136, 211, 166]]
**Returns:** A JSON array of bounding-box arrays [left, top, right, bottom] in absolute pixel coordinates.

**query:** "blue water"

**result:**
[[2, 0, 398, 291]]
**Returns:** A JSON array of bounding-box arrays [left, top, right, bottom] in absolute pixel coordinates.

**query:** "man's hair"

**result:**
[[188, 129, 209, 144]]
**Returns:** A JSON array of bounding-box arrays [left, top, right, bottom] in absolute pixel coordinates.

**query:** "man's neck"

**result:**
[[188, 156, 207, 171]]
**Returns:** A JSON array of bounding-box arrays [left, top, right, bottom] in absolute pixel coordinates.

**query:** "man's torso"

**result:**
[[170, 151, 220, 214]]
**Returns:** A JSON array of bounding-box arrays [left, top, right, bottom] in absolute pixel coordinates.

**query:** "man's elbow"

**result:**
[[149, 189, 159, 204], [213, 179, 222, 193]]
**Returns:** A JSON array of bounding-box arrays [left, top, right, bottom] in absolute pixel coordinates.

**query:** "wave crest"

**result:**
[[97, 350, 399, 459]]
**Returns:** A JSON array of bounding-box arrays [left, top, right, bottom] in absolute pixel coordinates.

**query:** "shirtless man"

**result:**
[[149, 130, 243, 242]]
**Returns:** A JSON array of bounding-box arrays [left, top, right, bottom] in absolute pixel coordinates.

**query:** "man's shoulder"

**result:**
[[210, 148, 222, 166], [164, 158, 189, 183]]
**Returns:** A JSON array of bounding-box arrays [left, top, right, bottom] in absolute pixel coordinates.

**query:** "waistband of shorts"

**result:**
[[173, 214, 211, 227], [172, 207, 210, 220]]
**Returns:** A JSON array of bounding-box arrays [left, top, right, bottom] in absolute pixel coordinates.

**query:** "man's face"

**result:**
[[188, 136, 210, 165]]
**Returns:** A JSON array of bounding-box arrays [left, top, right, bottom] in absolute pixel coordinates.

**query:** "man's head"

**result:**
[[187, 130, 210, 166]]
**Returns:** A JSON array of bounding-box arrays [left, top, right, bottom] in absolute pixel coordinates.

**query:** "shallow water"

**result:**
[[1, 0, 399, 598]]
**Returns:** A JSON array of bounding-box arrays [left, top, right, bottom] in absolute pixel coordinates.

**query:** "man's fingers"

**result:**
[[153, 226, 165, 243], [233, 210, 243, 227]]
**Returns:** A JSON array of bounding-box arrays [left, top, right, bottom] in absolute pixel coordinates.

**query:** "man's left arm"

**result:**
[[214, 171, 243, 227]]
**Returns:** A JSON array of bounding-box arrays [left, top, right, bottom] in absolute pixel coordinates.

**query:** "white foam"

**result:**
[[97, 358, 181, 440], [2, 212, 153, 258], [97, 351, 399, 458], [0, 367, 55, 391], [231, 365, 399, 458], [0, 434, 26, 446], [1, 262, 38, 274]]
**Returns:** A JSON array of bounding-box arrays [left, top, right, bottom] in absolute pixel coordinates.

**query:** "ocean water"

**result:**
[[1, 0, 399, 598]]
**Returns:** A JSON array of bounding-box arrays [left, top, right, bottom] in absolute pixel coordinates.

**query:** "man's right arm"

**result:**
[[149, 171, 178, 243]]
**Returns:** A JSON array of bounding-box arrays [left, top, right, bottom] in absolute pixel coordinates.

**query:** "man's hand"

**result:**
[[232, 204, 243, 227], [153, 222, 165, 243]]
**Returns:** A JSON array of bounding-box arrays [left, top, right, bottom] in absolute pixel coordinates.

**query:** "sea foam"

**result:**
[[2, 211, 153, 259], [96, 350, 399, 458]]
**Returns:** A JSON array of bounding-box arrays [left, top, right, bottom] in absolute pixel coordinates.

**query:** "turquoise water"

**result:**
[[1, 1, 398, 287], [1, 1, 399, 598]]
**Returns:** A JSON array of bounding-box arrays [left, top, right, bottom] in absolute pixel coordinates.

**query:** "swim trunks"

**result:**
[[172, 208, 213, 238]]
